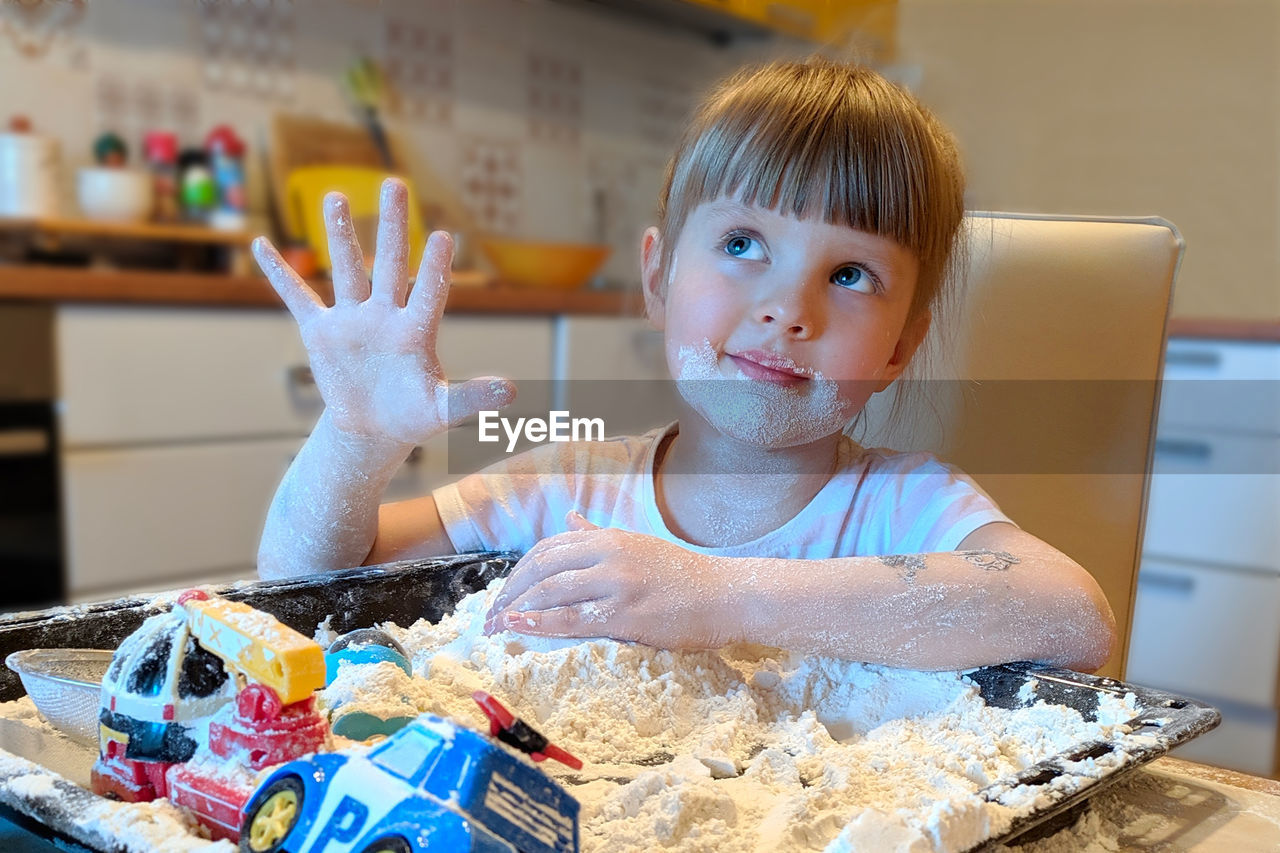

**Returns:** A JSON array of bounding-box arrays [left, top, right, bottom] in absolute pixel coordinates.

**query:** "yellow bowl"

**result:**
[[479, 239, 611, 290]]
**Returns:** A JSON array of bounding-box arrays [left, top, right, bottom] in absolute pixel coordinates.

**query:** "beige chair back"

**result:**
[[863, 212, 1184, 677]]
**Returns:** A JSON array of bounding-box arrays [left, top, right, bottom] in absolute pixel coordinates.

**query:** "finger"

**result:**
[[407, 231, 453, 338], [485, 533, 607, 619], [565, 510, 600, 532], [499, 603, 616, 639], [370, 178, 410, 306], [501, 570, 617, 618], [252, 237, 324, 322], [444, 377, 517, 428], [324, 192, 370, 304]]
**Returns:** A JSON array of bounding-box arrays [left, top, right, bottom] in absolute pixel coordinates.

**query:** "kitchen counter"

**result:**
[[1003, 756, 1280, 851], [0, 755, 1273, 851], [1168, 316, 1280, 342], [0, 264, 642, 315]]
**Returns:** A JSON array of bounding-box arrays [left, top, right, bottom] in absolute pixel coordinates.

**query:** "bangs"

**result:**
[[659, 60, 965, 309]]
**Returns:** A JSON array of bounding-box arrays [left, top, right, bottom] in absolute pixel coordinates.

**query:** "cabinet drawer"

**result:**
[[436, 317, 553, 380], [1144, 431, 1280, 571], [382, 433, 452, 502], [1159, 339, 1280, 434], [1170, 698, 1277, 778], [62, 438, 304, 594], [436, 317, 554, 421], [560, 316, 678, 436], [57, 306, 319, 445], [1126, 559, 1280, 707]]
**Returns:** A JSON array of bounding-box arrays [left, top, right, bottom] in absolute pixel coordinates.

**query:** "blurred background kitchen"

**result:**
[[0, 0, 1275, 778]]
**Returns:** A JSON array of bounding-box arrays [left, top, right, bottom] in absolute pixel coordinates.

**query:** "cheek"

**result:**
[[663, 276, 738, 345], [820, 320, 901, 380]]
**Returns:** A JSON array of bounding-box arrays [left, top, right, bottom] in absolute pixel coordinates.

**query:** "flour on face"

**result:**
[[674, 339, 856, 448]]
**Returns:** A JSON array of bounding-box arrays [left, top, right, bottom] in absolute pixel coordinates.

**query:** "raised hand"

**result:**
[[252, 178, 514, 446]]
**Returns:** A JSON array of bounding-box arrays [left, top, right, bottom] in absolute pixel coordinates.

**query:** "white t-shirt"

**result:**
[[432, 422, 1012, 559]]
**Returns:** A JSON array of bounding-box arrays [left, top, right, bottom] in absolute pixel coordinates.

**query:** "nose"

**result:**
[[755, 283, 820, 340]]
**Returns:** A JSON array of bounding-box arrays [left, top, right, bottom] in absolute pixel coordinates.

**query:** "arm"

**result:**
[[484, 518, 1117, 672], [737, 522, 1117, 671], [254, 179, 511, 579]]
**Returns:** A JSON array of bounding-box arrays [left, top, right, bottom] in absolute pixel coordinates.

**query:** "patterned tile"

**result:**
[[384, 16, 454, 125], [526, 51, 582, 147], [460, 136, 521, 235], [199, 0, 295, 101]]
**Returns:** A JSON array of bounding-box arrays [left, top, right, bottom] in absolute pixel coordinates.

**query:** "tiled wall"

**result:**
[[897, 0, 1279, 321], [0, 0, 789, 286]]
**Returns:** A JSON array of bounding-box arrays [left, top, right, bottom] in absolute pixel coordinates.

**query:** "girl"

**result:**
[[252, 58, 1116, 672]]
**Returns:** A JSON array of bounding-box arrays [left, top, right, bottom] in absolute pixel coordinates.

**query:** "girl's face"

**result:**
[[642, 198, 928, 447]]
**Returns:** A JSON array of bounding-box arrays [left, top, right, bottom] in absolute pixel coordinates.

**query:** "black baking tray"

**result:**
[[0, 552, 1221, 852]]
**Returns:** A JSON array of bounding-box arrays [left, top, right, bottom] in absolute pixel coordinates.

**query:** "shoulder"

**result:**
[[850, 446, 967, 486]]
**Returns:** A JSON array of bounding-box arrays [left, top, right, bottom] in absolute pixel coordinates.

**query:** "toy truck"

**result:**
[[92, 590, 329, 841], [240, 714, 580, 853]]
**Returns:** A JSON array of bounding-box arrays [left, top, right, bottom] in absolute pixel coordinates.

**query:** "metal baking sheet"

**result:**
[[0, 553, 1221, 852]]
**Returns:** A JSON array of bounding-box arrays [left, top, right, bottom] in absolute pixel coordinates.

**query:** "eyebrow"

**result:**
[[702, 200, 764, 224]]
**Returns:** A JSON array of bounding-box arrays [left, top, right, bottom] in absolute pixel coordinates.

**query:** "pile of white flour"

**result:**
[[0, 581, 1146, 852], [319, 582, 1141, 852]]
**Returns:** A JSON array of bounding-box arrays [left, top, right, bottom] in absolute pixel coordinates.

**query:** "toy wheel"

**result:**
[[240, 775, 304, 853], [359, 837, 411, 853]]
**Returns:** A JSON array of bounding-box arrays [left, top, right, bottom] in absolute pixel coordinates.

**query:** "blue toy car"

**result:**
[[238, 714, 580, 853]]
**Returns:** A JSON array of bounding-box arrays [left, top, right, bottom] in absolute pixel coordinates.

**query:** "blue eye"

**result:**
[[832, 265, 875, 293], [721, 231, 765, 260]]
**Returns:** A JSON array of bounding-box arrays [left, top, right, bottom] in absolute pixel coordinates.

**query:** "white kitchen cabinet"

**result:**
[[556, 315, 678, 436], [1126, 558, 1280, 708], [1127, 336, 1280, 777], [62, 438, 304, 595], [53, 304, 558, 598], [57, 306, 319, 446]]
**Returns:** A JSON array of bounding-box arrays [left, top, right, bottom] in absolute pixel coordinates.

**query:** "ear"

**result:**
[[876, 308, 931, 392], [640, 226, 666, 332]]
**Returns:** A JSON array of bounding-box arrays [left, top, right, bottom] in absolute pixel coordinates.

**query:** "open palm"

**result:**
[[253, 179, 513, 445]]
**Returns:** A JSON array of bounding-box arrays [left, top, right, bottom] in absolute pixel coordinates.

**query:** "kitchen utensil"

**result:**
[[0, 132, 61, 218], [286, 165, 427, 275], [76, 167, 153, 222], [342, 57, 393, 168], [268, 114, 480, 259], [479, 239, 611, 290], [4, 648, 111, 747]]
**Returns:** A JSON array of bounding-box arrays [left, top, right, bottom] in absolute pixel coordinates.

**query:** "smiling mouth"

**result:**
[[727, 353, 811, 386]]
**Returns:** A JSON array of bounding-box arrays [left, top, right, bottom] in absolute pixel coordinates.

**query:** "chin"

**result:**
[[675, 377, 856, 450]]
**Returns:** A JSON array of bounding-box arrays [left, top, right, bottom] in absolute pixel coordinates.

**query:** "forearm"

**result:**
[[257, 410, 415, 580], [733, 545, 1116, 671]]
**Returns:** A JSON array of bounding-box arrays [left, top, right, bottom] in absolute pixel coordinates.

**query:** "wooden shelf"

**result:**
[[0, 216, 254, 247], [0, 264, 642, 315]]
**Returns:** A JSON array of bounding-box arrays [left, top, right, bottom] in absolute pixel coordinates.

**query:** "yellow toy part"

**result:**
[[180, 597, 325, 706], [285, 165, 427, 276]]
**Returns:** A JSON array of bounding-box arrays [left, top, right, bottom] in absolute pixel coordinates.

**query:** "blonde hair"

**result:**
[[656, 57, 966, 321]]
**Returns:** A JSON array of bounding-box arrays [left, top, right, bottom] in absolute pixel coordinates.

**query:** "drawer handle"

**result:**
[[287, 365, 315, 387], [0, 428, 49, 457], [1138, 571, 1195, 595], [1165, 349, 1221, 368], [1153, 438, 1211, 461]]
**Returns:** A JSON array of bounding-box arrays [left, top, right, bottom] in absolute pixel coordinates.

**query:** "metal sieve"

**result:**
[[4, 649, 112, 747]]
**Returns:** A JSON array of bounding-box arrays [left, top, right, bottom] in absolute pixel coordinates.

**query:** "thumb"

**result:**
[[565, 510, 600, 531], [445, 376, 516, 428]]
